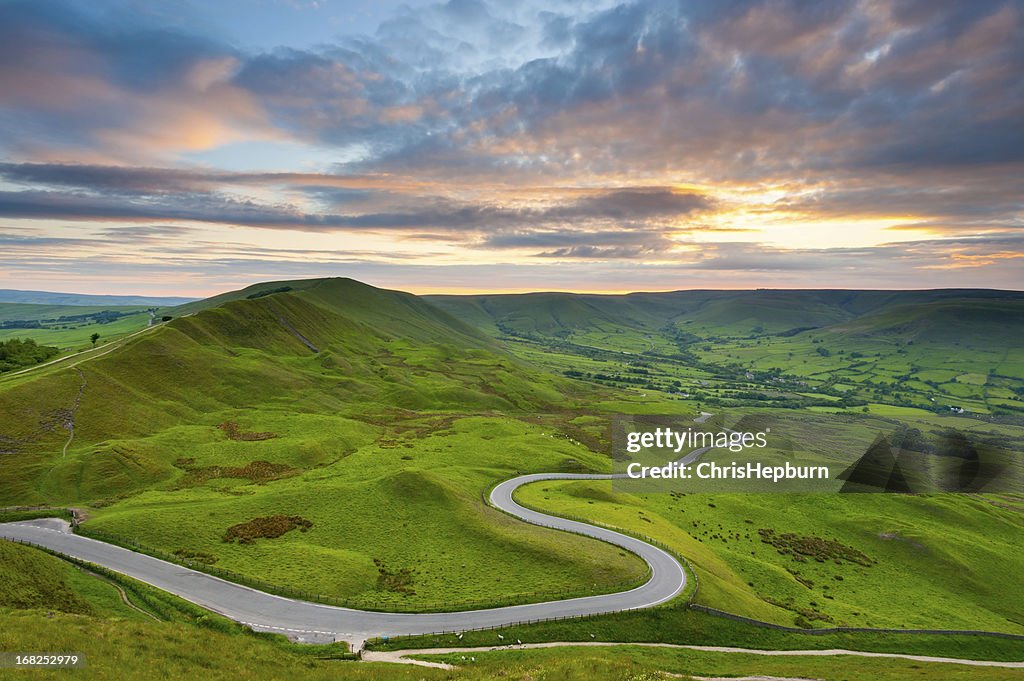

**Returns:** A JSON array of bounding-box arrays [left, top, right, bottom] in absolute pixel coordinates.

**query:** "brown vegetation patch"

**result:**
[[173, 548, 218, 565], [373, 558, 416, 595], [0, 435, 23, 455], [759, 528, 873, 566], [174, 458, 298, 486], [222, 515, 312, 544], [764, 596, 835, 627], [218, 421, 277, 441]]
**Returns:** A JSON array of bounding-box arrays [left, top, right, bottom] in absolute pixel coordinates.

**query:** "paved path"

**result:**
[[0, 472, 687, 649], [363, 641, 1024, 670]]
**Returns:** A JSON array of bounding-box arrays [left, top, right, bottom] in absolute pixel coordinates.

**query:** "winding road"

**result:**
[[0, 472, 687, 649]]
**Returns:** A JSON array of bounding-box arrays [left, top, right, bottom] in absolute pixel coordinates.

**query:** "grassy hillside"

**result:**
[[0, 541, 148, 619], [429, 289, 1024, 343], [3, 278, 1021, 643], [4, 607, 1021, 680], [516, 480, 1024, 632], [0, 278, 650, 609]]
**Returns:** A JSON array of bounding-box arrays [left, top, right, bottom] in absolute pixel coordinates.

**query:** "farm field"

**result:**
[[0, 303, 156, 350], [430, 290, 1024, 417]]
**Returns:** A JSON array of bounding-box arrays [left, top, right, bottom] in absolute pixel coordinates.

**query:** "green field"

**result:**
[[0, 303, 155, 350], [430, 289, 1024, 417], [515, 480, 1024, 631], [79, 415, 647, 609], [2, 278, 1023, 679], [0, 541, 147, 621], [4, 606, 1022, 680], [2, 536, 1020, 680]]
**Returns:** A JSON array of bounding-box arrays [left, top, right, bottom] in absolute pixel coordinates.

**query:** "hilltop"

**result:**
[[0, 277, 580, 503]]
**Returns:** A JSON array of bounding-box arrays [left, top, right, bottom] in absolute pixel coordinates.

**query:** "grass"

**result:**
[[432, 288, 1024, 416], [78, 415, 648, 610], [0, 605, 1021, 680], [0, 280, 650, 610], [513, 479, 1024, 632], [416, 645, 1024, 680], [3, 278, 1024, 679], [0, 540, 147, 620], [368, 603, 1024, 661]]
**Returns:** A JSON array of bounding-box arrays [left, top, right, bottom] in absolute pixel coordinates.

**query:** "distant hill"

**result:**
[[428, 289, 1024, 340], [0, 289, 195, 307], [824, 298, 1024, 346]]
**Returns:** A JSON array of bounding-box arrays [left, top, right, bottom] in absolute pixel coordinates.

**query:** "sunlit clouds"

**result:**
[[0, 0, 1021, 295]]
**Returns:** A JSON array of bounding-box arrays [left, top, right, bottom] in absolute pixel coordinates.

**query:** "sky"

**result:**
[[0, 0, 1022, 296]]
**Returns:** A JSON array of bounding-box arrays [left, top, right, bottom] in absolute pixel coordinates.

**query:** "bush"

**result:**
[[0, 338, 59, 372]]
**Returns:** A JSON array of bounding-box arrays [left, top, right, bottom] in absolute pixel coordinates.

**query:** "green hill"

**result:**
[[429, 289, 1024, 344], [0, 277, 575, 503], [825, 298, 1024, 347], [0, 278, 646, 609]]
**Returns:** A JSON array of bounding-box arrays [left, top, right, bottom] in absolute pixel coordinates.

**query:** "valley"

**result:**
[[1, 278, 1022, 677]]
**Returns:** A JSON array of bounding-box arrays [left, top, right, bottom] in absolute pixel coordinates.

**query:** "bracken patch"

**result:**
[[759, 528, 873, 566], [174, 458, 298, 485], [217, 422, 277, 441], [222, 515, 313, 544], [173, 548, 218, 565], [373, 558, 416, 595]]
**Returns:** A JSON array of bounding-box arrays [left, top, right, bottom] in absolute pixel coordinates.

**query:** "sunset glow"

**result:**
[[1, 0, 1021, 295]]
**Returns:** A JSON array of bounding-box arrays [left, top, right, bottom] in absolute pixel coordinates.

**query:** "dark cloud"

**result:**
[[536, 245, 663, 259], [482, 228, 672, 249], [98, 224, 194, 239], [3, 0, 1022, 178], [0, 163, 222, 194], [0, 185, 710, 233]]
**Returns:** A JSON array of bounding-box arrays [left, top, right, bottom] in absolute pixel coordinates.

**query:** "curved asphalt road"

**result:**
[[0, 472, 686, 649]]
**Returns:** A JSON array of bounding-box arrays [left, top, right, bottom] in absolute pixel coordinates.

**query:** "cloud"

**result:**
[[0, 1, 277, 162], [0, 0, 1021, 292], [0, 170, 710, 235], [3, 0, 1021, 180]]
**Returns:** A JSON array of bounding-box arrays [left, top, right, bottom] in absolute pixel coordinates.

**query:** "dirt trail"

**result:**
[[61, 367, 86, 458], [362, 641, 1024, 670], [267, 303, 319, 353], [82, 569, 161, 621]]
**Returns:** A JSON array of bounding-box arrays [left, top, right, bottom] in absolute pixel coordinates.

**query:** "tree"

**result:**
[[90, 332, 100, 346]]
